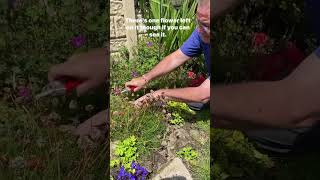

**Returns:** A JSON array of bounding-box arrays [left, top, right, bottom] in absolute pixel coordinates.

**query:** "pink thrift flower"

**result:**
[[252, 32, 269, 47], [189, 74, 206, 87], [187, 71, 196, 79], [113, 87, 121, 96]]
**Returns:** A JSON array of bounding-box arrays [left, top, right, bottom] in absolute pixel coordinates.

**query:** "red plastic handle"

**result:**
[[65, 80, 83, 93], [127, 85, 137, 91]]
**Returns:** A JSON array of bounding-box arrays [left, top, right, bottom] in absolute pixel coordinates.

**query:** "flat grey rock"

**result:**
[[110, 141, 119, 160], [152, 158, 192, 180]]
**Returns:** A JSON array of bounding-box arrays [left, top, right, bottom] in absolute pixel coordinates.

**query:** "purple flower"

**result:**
[[131, 71, 139, 78], [16, 86, 32, 103], [131, 161, 148, 179], [71, 35, 86, 48], [117, 166, 134, 180], [130, 161, 137, 169], [18, 86, 32, 98], [146, 42, 153, 47], [117, 166, 126, 179], [116, 162, 149, 180]]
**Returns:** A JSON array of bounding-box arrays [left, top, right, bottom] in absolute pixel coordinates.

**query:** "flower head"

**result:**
[[252, 32, 269, 47], [187, 71, 196, 79], [130, 161, 137, 169], [115, 161, 148, 179], [17, 86, 30, 97], [131, 71, 139, 78], [147, 42, 153, 47], [131, 161, 148, 179], [16, 86, 32, 102], [117, 166, 134, 180], [113, 87, 121, 96], [189, 74, 206, 87], [71, 35, 86, 48]]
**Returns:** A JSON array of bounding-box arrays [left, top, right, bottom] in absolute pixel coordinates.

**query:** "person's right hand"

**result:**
[[48, 48, 108, 96], [125, 75, 149, 92]]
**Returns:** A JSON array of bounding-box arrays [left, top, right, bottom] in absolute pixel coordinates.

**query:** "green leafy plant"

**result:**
[[110, 159, 120, 168], [148, 0, 197, 55], [165, 101, 197, 125], [177, 146, 198, 161], [167, 101, 195, 115], [169, 112, 184, 125], [111, 136, 139, 170]]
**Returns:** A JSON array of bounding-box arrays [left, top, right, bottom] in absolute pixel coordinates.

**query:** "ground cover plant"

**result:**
[[213, 0, 320, 179], [0, 1, 108, 179]]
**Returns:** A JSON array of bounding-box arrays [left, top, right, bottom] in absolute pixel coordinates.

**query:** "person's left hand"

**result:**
[[72, 109, 108, 138], [134, 90, 165, 108]]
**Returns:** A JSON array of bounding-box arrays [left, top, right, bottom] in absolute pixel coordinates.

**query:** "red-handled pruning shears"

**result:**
[[35, 77, 83, 100], [121, 85, 137, 93]]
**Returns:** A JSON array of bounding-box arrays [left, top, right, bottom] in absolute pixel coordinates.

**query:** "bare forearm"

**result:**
[[213, 52, 320, 129], [213, 0, 245, 19], [212, 80, 302, 128], [144, 50, 189, 81], [157, 88, 209, 104], [157, 79, 210, 103]]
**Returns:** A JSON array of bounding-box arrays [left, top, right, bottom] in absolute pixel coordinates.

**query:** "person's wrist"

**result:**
[[154, 89, 166, 101], [142, 74, 151, 83]]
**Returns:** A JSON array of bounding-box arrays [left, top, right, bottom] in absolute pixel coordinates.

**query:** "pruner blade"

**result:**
[[35, 81, 66, 100], [121, 85, 137, 94]]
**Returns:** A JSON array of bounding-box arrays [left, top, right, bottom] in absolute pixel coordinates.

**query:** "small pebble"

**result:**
[[3, 87, 11, 93], [48, 112, 61, 121], [17, 78, 27, 86], [51, 98, 59, 107], [69, 100, 78, 110], [9, 156, 25, 169], [85, 104, 94, 112], [112, 111, 119, 116]]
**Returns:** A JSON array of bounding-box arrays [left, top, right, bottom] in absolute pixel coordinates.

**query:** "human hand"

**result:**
[[48, 48, 108, 96], [134, 90, 165, 108], [72, 109, 108, 139], [125, 75, 149, 92]]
